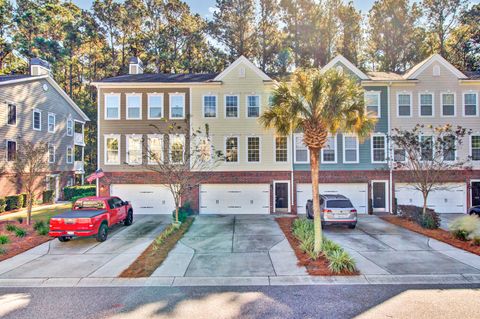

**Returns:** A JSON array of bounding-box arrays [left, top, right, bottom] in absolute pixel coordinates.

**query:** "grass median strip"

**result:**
[[120, 217, 194, 278]]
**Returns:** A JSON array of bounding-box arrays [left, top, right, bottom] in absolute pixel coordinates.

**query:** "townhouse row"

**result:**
[[93, 55, 480, 216]]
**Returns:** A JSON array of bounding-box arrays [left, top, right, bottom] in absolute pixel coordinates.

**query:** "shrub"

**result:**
[[20, 194, 28, 208], [36, 226, 49, 236], [398, 205, 440, 229], [0, 247, 6, 255], [327, 249, 357, 274], [449, 215, 480, 241], [321, 238, 342, 256], [172, 202, 193, 223], [5, 224, 17, 232], [5, 195, 23, 211], [33, 220, 46, 231], [471, 235, 480, 246], [0, 198, 6, 213], [63, 185, 96, 201], [14, 227, 27, 238], [0, 235, 9, 245], [292, 218, 314, 242], [70, 195, 84, 203], [43, 190, 54, 204], [33, 220, 49, 236], [16, 217, 23, 224]]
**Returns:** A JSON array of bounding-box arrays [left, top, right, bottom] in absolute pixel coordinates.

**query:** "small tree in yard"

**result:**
[[390, 124, 471, 216], [9, 141, 50, 225], [135, 122, 223, 225]]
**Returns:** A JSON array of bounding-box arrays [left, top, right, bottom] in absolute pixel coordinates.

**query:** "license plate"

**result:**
[[67, 231, 74, 235], [334, 213, 349, 218], [64, 219, 76, 224]]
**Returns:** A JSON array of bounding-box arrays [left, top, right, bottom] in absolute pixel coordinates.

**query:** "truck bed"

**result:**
[[54, 210, 107, 219]]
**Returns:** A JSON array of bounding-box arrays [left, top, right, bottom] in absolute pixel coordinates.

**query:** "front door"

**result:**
[[372, 181, 387, 212], [274, 182, 290, 213], [472, 182, 480, 207]]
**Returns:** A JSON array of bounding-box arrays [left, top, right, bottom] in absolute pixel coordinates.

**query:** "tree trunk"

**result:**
[[27, 193, 33, 225], [422, 191, 428, 217], [175, 205, 179, 224], [310, 148, 323, 253]]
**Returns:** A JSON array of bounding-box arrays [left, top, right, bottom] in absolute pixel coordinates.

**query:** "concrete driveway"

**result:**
[[0, 215, 169, 279], [325, 215, 480, 275]]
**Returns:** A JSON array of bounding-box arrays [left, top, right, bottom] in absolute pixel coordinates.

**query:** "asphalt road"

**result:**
[[1, 284, 480, 319]]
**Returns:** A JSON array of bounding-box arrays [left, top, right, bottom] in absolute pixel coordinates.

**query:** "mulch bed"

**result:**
[[381, 215, 480, 256], [276, 217, 358, 276], [0, 220, 52, 262], [120, 217, 194, 278]]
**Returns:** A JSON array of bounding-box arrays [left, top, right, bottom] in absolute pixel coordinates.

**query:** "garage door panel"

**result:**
[[297, 183, 368, 214], [111, 184, 175, 215], [200, 184, 270, 214], [395, 183, 465, 214]]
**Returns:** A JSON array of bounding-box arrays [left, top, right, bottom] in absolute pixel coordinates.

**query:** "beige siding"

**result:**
[[390, 62, 480, 168], [0, 78, 85, 172]]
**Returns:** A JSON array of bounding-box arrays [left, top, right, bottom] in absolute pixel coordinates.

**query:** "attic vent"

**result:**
[[433, 65, 441, 76], [336, 65, 344, 74], [238, 67, 246, 78]]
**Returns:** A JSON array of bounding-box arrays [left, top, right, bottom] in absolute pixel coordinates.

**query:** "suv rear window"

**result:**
[[74, 200, 105, 209], [326, 200, 353, 208]]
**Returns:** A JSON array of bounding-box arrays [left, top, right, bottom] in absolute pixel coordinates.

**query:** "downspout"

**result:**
[[387, 82, 393, 214], [291, 131, 295, 214], [96, 85, 100, 197]]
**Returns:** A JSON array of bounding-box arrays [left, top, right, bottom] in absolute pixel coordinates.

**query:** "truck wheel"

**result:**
[[58, 236, 70, 242], [348, 224, 356, 229], [124, 210, 133, 226], [96, 223, 108, 242]]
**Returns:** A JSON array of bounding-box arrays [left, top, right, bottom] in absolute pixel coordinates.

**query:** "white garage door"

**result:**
[[200, 184, 270, 214], [297, 183, 368, 214], [395, 183, 466, 214], [110, 184, 175, 215]]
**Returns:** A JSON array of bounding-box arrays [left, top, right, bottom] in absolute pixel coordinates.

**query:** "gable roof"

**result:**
[[98, 73, 219, 83], [0, 74, 89, 121], [213, 56, 272, 81], [404, 54, 466, 79], [321, 55, 369, 80]]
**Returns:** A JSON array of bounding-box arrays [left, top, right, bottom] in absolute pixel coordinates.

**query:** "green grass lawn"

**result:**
[[2, 203, 72, 222]]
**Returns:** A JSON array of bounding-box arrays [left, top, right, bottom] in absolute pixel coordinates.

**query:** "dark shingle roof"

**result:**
[[465, 71, 480, 79], [0, 74, 32, 82], [99, 73, 220, 83]]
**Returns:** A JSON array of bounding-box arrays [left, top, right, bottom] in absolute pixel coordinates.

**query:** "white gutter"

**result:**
[[96, 88, 100, 197]]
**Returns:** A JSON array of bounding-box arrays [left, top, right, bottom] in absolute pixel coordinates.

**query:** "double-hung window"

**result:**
[[397, 93, 411, 117], [471, 136, 480, 161], [66, 146, 73, 164], [7, 103, 16, 126], [419, 93, 434, 117], [48, 144, 55, 163], [420, 136, 433, 161], [33, 109, 41, 131], [169, 94, 185, 119], [203, 95, 217, 118], [442, 93, 455, 116], [48, 113, 56, 133], [6, 140, 16, 162], [321, 135, 336, 163], [105, 94, 120, 119], [294, 134, 309, 163], [147, 135, 163, 164], [464, 92, 478, 116], [394, 146, 406, 162], [443, 136, 456, 161], [105, 135, 120, 165], [225, 137, 239, 162], [247, 136, 260, 162], [371, 135, 386, 163], [225, 95, 239, 118], [343, 135, 359, 163], [275, 136, 288, 162], [127, 135, 142, 165], [148, 94, 163, 119], [246, 95, 260, 118], [365, 92, 380, 118], [67, 118, 73, 136], [169, 134, 185, 163], [126, 94, 142, 119]]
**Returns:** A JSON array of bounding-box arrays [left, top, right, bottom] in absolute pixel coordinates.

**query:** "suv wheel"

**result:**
[[96, 223, 108, 242]]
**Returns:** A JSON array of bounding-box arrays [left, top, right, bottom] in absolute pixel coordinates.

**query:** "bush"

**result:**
[[0, 235, 9, 245], [327, 249, 357, 273], [398, 205, 440, 229], [63, 185, 96, 201], [14, 227, 27, 238], [449, 215, 480, 241], [0, 198, 6, 213], [34, 220, 49, 236], [20, 193, 28, 208], [70, 195, 84, 203], [0, 247, 6, 255], [42, 190, 54, 204], [33, 220, 46, 231], [5, 195, 23, 211], [172, 202, 193, 223], [5, 224, 17, 232], [36, 226, 49, 236]]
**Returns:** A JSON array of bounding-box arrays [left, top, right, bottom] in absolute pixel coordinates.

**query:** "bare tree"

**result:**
[[9, 141, 50, 225], [390, 124, 471, 216]]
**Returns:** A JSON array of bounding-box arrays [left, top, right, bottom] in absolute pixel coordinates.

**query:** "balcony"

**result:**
[[74, 132, 85, 146], [74, 161, 85, 174]]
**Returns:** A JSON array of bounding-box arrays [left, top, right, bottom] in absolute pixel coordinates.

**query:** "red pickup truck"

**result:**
[[49, 196, 133, 242]]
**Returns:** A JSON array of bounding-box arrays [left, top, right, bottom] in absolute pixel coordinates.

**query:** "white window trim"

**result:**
[[224, 94, 240, 119], [396, 91, 412, 118], [364, 91, 381, 118], [126, 93, 143, 120], [463, 91, 479, 117], [33, 109, 42, 131], [224, 136, 240, 163], [245, 94, 261, 118], [5, 139, 16, 162], [104, 134, 121, 165], [273, 135, 290, 163], [440, 92, 456, 117], [321, 134, 337, 164], [48, 143, 55, 163], [66, 117, 73, 136], [470, 135, 480, 161], [104, 93, 121, 120], [418, 92, 435, 117], [169, 93, 186, 120], [169, 134, 185, 163], [125, 134, 143, 165], [147, 93, 164, 119], [6, 102, 17, 127], [343, 134, 359, 164], [66, 146, 73, 164], [246, 136, 261, 163], [202, 94, 218, 118], [371, 133, 387, 164], [294, 133, 309, 164], [47, 113, 56, 133], [147, 134, 163, 164]]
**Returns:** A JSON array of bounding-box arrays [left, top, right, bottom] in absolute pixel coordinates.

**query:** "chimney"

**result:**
[[129, 57, 143, 75], [30, 58, 51, 76]]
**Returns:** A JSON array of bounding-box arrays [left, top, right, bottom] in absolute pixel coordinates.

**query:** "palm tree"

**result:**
[[260, 68, 377, 253]]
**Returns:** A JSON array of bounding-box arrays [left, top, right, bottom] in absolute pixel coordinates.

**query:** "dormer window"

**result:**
[[433, 65, 441, 76]]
